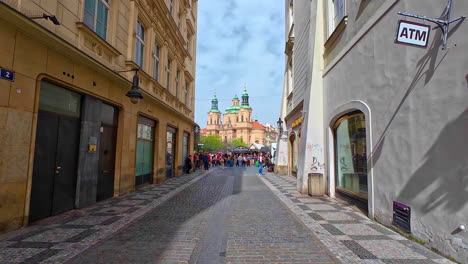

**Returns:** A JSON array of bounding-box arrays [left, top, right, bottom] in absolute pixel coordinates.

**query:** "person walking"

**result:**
[[185, 155, 192, 174], [220, 155, 225, 169], [202, 153, 209, 170], [257, 153, 264, 176]]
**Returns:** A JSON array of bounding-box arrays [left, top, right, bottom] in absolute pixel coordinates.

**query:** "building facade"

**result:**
[[203, 89, 275, 146], [277, 0, 467, 262], [0, 0, 197, 233]]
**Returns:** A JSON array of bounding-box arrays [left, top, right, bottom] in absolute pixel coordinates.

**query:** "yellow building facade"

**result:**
[[0, 0, 197, 233]]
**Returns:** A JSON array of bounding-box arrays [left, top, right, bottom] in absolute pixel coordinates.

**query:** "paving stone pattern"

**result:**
[[0, 172, 205, 264], [68, 167, 337, 264], [260, 173, 455, 264]]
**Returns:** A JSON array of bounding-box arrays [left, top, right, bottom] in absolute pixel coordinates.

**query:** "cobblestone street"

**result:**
[[0, 167, 454, 264]]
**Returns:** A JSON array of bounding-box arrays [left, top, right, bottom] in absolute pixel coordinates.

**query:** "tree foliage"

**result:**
[[200, 135, 225, 152], [230, 138, 246, 148]]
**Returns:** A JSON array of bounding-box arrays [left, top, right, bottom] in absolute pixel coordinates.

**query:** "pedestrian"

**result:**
[[220, 155, 225, 169], [247, 155, 251, 167], [202, 153, 209, 170], [257, 153, 264, 176], [185, 155, 192, 174]]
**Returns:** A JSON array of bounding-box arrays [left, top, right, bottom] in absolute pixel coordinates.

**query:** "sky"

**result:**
[[194, 0, 285, 128]]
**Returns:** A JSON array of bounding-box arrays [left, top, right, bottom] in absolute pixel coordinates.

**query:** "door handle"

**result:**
[[102, 170, 109, 174]]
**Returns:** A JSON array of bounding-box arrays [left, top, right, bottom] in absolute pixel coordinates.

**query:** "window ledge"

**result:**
[[76, 23, 121, 58], [324, 16, 348, 50]]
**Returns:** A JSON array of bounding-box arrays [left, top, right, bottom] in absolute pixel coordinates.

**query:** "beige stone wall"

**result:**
[[0, 0, 198, 233]]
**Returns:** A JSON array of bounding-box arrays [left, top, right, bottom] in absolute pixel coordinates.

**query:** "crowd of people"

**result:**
[[185, 152, 274, 176]]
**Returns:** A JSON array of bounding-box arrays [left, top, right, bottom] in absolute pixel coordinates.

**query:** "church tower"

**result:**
[[207, 93, 221, 133]]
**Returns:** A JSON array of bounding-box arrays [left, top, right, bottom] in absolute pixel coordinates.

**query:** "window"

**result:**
[[175, 69, 180, 97], [241, 116, 244, 122], [334, 112, 368, 199], [166, 58, 172, 90], [186, 32, 191, 53], [169, 0, 173, 14], [153, 42, 160, 81], [84, 0, 110, 39], [178, 11, 182, 30], [327, 0, 345, 36], [334, 0, 345, 26], [135, 21, 145, 67], [184, 81, 188, 105]]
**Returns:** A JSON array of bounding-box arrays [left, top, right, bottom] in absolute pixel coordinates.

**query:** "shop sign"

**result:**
[[395, 20, 430, 48], [292, 116, 303, 128], [0, 68, 15, 81]]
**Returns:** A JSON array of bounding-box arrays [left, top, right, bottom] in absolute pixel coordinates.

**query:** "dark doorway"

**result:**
[[166, 126, 177, 178], [30, 112, 80, 222], [30, 81, 82, 223], [97, 103, 118, 201]]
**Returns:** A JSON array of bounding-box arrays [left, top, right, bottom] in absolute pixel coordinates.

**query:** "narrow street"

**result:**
[[0, 167, 453, 264], [67, 167, 337, 264]]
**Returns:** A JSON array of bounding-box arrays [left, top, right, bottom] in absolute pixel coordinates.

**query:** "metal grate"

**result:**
[[393, 201, 411, 232]]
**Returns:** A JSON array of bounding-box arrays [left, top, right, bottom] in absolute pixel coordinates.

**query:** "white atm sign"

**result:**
[[395, 20, 431, 48]]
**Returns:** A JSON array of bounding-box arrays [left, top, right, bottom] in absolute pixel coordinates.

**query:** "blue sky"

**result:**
[[195, 0, 285, 127]]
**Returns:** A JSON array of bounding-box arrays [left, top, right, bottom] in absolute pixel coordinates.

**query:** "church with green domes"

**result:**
[[204, 87, 268, 145]]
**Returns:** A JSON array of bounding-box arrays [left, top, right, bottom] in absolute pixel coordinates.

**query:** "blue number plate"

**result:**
[[0, 68, 15, 81]]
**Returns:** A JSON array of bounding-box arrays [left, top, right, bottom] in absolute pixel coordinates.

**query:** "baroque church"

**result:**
[[202, 88, 268, 145]]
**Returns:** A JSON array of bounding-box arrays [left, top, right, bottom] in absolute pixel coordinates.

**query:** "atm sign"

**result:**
[[395, 20, 430, 48]]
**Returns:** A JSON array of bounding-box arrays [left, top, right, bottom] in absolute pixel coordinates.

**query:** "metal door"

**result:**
[[30, 111, 80, 222], [97, 125, 117, 201]]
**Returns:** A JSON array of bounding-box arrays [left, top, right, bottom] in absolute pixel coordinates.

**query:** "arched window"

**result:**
[[241, 116, 244, 122], [210, 118, 212, 124], [334, 111, 368, 202]]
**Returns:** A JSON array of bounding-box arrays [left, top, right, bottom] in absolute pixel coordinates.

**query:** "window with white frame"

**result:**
[[175, 69, 180, 97], [288, 0, 293, 30], [135, 21, 145, 67], [84, 0, 110, 39], [153, 42, 160, 81], [327, 0, 345, 36], [184, 81, 188, 105], [166, 58, 172, 90]]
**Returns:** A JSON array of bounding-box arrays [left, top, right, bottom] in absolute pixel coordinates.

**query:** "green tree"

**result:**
[[230, 138, 246, 148], [200, 135, 225, 152]]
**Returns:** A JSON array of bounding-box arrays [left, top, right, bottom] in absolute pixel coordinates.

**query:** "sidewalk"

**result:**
[[0, 171, 207, 264], [259, 173, 454, 264]]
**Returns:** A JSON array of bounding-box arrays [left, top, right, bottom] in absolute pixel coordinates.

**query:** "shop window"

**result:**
[[84, 0, 110, 39], [334, 112, 368, 200], [136, 116, 155, 186]]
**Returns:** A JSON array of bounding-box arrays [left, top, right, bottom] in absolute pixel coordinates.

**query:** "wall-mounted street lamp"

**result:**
[[116, 68, 143, 104], [192, 124, 201, 152], [29, 13, 60, 25]]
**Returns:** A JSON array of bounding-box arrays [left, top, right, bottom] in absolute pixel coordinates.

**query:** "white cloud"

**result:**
[[195, 0, 285, 126]]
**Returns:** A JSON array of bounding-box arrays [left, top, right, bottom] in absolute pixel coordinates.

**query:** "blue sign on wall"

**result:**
[[0, 68, 15, 81]]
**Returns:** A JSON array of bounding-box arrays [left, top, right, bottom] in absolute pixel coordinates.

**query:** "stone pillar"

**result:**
[[75, 95, 102, 208]]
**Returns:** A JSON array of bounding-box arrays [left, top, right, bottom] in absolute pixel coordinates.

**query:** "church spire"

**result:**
[[210, 92, 220, 112], [241, 83, 250, 107]]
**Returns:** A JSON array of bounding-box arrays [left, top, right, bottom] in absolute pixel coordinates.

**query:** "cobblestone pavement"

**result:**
[[68, 166, 337, 264], [260, 173, 455, 264], [0, 171, 206, 264]]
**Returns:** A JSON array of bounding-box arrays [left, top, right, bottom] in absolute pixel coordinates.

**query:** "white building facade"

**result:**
[[277, 0, 468, 262]]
